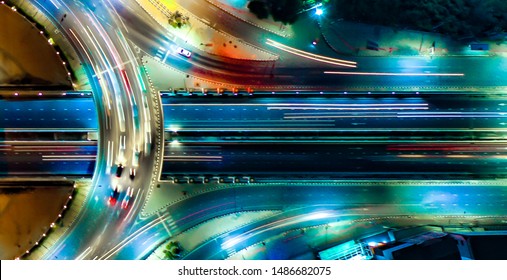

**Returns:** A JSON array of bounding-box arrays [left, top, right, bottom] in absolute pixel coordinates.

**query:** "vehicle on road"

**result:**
[[121, 186, 134, 209], [129, 168, 136, 180], [176, 47, 191, 58], [108, 186, 120, 206], [132, 149, 140, 167], [115, 164, 125, 178]]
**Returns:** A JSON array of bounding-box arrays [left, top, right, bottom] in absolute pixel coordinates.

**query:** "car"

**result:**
[[108, 186, 120, 206], [176, 47, 191, 58], [121, 187, 134, 209], [132, 149, 140, 167], [129, 168, 136, 180], [115, 164, 124, 178]]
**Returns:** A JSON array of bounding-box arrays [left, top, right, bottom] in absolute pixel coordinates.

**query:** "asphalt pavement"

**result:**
[[161, 93, 507, 179], [0, 97, 98, 130]]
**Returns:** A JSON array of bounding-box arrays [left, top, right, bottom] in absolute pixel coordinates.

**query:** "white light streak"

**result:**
[[324, 71, 465, 76]]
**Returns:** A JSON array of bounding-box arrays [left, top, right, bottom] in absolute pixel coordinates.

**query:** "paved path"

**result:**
[[136, 0, 277, 60], [146, 210, 280, 259], [319, 18, 507, 58], [206, 0, 294, 38]]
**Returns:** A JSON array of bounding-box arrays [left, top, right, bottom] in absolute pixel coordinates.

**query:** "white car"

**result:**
[[176, 47, 191, 58]]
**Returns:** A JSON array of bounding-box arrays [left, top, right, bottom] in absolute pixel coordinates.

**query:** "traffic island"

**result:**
[[0, 3, 72, 88], [0, 179, 74, 259]]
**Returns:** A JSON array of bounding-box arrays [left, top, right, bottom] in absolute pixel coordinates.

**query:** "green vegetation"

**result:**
[[332, 0, 507, 39], [163, 241, 182, 259], [247, 0, 269, 19], [247, 0, 304, 24], [168, 11, 190, 29]]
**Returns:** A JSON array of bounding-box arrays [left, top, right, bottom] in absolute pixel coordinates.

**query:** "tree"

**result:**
[[331, 0, 507, 39], [247, 0, 305, 25], [247, 0, 269, 19], [168, 11, 190, 29], [163, 241, 182, 259], [270, 0, 303, 25]]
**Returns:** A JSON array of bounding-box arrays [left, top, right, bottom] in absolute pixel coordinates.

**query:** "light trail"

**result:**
[[42, 155, 96, 161], [166, 123, 335, 127], [106, 140, 113, 174], [163, 155, 222, 159], [41, 155, 97, 158], [163, 159, 222, 162], [269, 106, 429, 110], [396, 155, 507, 159], [0, 145, 12, 152], [122, 188, 142, 223], [99, 213, 170, 260], [156, 211, 172, 237], [163, 155, 223, 162], [88, 13, 122, 69], [71, 24, 115, 125], [222, 211, 336, 249], [96, 69, 113, 114], [266, 39, 357, 68], [284, 115, 398, 119], [81, 25, 119, 127], [83, 20, 127, 139], [284, 111, 414, 115], [75, 246, 92, 260], [13, 146, 83, 151], [445, 155, 474, 158], [324, 71, 465, 76], [49, 0, 60, 9], [84, 26, 114, 73], [106, 0, 129, 33], [116, 30, 142, 109], [168, 119, 335, 122], [174, 202, 236, 225], [68, 29, 94, 69], [397, 114, 507, 118], [396, 155, 427, 158], [164, 103, 429, 107], [164, 127, 507, 132], [116, 98, 126, 133], [144, 130, 152, 156], [398, 112, 505, 115], [388, 144, 507, 152], [42, 158, 96, 161], [164, 127, 337, 131]]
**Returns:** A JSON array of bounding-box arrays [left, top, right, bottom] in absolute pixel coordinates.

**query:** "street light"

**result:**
[[315, 8, 323, 16]]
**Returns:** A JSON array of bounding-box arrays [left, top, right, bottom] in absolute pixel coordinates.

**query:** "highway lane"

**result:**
[[0, 142, 96, 176], [161, 141, 507, 178], [162, 94, 507, 132], [0, 97, 98, 130], [161, 94, 507, 178]]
